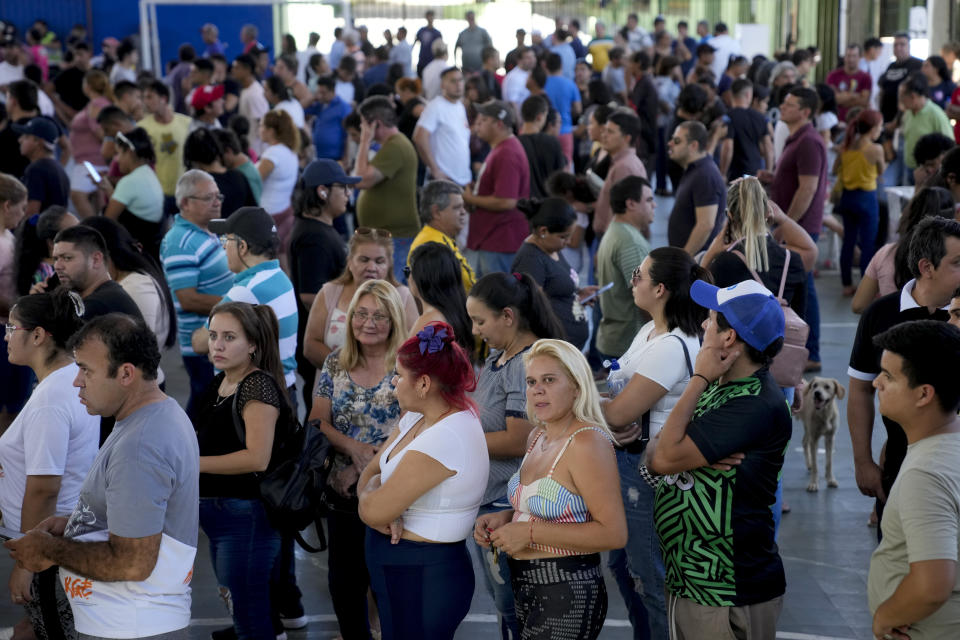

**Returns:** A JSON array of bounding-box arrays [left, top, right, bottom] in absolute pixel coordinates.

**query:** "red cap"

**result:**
[[191, 84, 225, 111]]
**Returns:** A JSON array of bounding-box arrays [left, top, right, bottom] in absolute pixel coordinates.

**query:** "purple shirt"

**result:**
[[770, 122, 827, 236]]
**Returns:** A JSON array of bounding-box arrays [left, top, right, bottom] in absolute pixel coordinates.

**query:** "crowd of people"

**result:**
[[1, 10, 960, 640]]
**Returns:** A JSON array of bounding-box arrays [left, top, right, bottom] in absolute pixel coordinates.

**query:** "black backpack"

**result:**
[[231, 375, 333, 551]]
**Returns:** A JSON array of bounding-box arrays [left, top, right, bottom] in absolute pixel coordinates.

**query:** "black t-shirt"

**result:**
[[213, 169, 257, 219], [0, 117, 32, 179], [195, 370, 289, 499], [708, 236, 807, 318], [290, 216, 347, 302], [518, 133, 567, 199], [511, 242, 588, 348], [849, 286, 949, 491], [667, 155, 727, 251], [23, 157, 70, 210], [630, 74, 658, 155], [725, 107, 769, 179], [878, 57, 923, 122], [655, 367, 790, 607], [53, 66, 89, 112], [82, 280, 145, 321]]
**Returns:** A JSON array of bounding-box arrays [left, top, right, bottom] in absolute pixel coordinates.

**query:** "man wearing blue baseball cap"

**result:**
[[13, 116, 69, 214], [646, 279, 791, 639]]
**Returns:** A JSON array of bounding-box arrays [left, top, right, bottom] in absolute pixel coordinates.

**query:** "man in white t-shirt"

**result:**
[[6, 315, 199, 640], [860, 37, 889, 111], [413, 68, 471, 186], [503, 47, 536, 113], [232, 53, 269, 154], [707, 22, 742, 82]]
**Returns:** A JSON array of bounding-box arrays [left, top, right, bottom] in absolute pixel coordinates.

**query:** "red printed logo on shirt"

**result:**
[[64, 576, 93, 600]]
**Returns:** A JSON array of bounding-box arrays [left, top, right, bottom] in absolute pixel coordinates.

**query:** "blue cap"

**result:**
[[301, 159, 361, 189], [12, 116, 60, 146], [690, 279, 785, 350]]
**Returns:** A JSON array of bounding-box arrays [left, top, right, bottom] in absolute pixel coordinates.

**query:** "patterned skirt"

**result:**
[[509, 553, 607, 640], [25, 566, 77, 640]]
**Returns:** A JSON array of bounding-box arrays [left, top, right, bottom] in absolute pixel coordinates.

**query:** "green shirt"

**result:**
[[902, 99, 954, 169], [356, 133, 420, 238], [595, 219, 650, 356], [236, 160, 263, 204]]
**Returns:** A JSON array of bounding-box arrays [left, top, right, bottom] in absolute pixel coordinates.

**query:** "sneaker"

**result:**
[[279, 601, 308, 630]]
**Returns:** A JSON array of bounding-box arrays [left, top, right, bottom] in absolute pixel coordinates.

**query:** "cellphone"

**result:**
[[83, 161, 102, 184], [0, 525, 21, 540], [580, 282, 614, 304]]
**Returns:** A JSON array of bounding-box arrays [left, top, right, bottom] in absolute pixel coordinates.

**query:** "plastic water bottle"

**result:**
[[603, 359, 626, 398]]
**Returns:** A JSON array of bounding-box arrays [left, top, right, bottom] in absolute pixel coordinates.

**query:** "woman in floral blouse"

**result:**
[[306, 279, 406, 639]]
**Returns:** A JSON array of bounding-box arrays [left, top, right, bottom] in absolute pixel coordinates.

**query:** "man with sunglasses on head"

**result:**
[[160, 169, 234, 420]]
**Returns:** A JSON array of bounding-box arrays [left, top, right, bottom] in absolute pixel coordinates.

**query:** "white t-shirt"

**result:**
[[276, 98, 306, 129], [607, 322, 700, 439], [239, 82, 270, 154], [708, 34, 743, 82], [259, 143, 299, 214], [0, 61, 24, 87], [421, 59, 448, 101], [334, 79, 356, 105], [120, 272, 170, 351], [0, 364, 99, 532], [379, 410, 489, 542], [503, 67, 531, 111], [415, 97, 472, 185]]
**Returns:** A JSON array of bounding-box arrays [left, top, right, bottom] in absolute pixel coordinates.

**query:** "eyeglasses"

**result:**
[[352, 310, 391, 326], [218, 235, 241, 248], [4, 323, 28, 338], [631, 265, 645, 286], [355, 227, 392, 239], [189, 193, 225, 204]]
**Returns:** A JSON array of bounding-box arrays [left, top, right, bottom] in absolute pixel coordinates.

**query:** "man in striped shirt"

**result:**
[[202, 206, 299, 398], [160, 169, 233, 419]]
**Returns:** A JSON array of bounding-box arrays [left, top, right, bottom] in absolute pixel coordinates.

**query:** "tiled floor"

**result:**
[[0, 193, 885, 638]]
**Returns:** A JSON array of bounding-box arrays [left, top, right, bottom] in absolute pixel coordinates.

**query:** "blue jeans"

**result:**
[[839, 190, 879, 287], [200, 497, 281, 640], [465, 249, 515, 279], [468, 501, 519, 639], [804, 232, 821, 363], [608, 449, 668, 640], [365, 530, 474, 640], [393, 236, 414, 284], [182, 354, 215, 420]]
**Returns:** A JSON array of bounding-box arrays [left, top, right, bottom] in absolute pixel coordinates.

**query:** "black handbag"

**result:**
[[231, 375, 333, 552]]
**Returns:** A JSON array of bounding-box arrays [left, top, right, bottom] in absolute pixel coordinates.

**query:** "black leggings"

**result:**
[[509, 554, 607, 640]]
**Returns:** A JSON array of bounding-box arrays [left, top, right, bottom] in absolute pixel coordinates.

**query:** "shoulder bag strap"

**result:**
[[669, 334, 694, 377], [778, 249, 791, 301], [731, 249, 765, 286]]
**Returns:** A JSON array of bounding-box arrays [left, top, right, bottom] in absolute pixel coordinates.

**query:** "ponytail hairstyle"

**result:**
[[647, 247, 713, 337], [843, 108, 882, 151], [11, 288, 86, 364], [468, 272, 566, 340], [523, 339, 615, 440], [725, 177, 770, 272], [209, 302, 290, 412], [396, 321, 477, 413], [408, 243, 473, 356], [518, 197, 577, 234]]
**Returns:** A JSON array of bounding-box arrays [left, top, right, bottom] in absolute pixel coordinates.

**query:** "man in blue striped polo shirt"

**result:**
[[160, 169, 234, 419], [201, 206, 299, 397]]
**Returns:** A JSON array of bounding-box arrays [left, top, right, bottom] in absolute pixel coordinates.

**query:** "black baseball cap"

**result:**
[[302, 159, 361, 189], [208, 206, 277, 244], [12, 116, 59, 146], [476, 100, 515, 129]]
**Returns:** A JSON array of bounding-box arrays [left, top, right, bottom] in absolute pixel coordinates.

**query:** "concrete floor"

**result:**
[[0, 192, 884, 638]]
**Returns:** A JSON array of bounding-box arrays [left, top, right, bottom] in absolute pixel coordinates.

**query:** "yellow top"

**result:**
[[840, 149, 878, 192], [408, 225, 476, 293]]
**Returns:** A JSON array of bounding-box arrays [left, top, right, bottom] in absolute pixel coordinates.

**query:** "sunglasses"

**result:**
[[355, 227, 392, 239], [631, 265, 645, 286]]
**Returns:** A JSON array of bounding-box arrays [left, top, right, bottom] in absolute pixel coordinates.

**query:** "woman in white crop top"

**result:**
[[358, 322, 488, 640]]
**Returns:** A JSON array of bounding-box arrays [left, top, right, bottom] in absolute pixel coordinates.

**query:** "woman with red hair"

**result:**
[[833, 108, 885, 296], [358, 322, 489, 639]]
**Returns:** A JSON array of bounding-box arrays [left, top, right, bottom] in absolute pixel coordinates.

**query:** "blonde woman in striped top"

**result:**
[[474, 339, 627, 640]]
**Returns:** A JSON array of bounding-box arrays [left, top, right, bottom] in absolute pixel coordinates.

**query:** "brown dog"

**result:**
[[797, 377, 846, 492]]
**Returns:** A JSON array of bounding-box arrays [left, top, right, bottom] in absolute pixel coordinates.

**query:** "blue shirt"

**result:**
[[363, 62, 390, 88], [306, 96, 352, 160], [548, 42, 577, 80], [544, 75, 580, 134], [220, 259, 299, 388], [160, 215, 233, 355]]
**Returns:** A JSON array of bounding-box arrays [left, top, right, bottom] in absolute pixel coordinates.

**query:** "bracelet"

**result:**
[[638, 464, 661, 489], [692, 373, 711, 385], [528, 520, 535, 548]]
